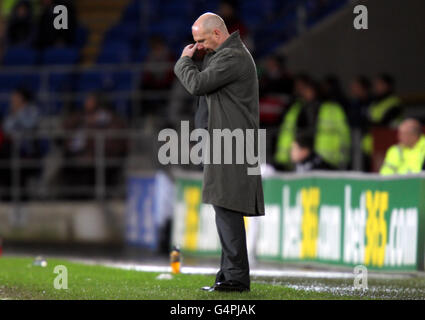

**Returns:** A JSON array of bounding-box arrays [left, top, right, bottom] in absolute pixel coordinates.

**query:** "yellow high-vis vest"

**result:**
[[314, 101, 351, 168], [362, 95, 402, 155], [274, 101, 302, 167], [274, 101, 350, 168], [380, 135, 425, 175]]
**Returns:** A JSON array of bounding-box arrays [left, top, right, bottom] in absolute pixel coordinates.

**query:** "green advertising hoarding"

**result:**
[[171, 171, 425, 271]]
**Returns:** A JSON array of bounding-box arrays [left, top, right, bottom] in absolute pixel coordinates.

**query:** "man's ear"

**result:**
[[213, 29, 221, 38]]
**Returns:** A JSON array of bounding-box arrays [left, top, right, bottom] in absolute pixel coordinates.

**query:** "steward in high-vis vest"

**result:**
[[274, 76, 350, 170], [274, 100, 302, 169], [362, 74, 403, 156], [380, 119, 425, 175]]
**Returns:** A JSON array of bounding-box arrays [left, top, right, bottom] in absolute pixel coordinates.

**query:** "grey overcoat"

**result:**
[[174, 31, 265, 216]]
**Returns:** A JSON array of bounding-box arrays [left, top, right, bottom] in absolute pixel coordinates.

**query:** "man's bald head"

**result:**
[[191, 13, 229, 52], [398, 118, 423, 148], [193, 12, 228, 33]]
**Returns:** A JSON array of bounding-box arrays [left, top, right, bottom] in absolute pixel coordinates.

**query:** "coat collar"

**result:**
[[214, 31, 241, 53]]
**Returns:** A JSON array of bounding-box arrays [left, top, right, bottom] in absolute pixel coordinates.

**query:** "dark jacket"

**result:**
[[174, 31, 265, 216], [295, 152, 335, 173]]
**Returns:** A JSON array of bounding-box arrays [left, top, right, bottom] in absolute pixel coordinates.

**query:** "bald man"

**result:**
[[380, 118, 425, 175], [174, 13, 265, 292]]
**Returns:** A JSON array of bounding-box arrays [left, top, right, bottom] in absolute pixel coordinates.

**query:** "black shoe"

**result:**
[[202, 280, 249, 292], [201, 285, 216, 292]]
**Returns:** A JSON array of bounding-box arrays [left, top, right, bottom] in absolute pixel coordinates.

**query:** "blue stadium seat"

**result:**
[[132, 42, 149, 62], [0, 72, 41, 93], [160, 3, 190, 18], [148, 20, 186, 42], [112, 71, 135, 91], [75, 25, 89, 49], [97, 42, 131, 64], [41, 47, 80, 65], [240, 1, 268, 28], [114, 98, 131, 118], [76, 70, 111, 93], [47, 72, 74, 92], [3, 46, 37, 66], [104, 23, 139, 44], [122, 0, 142, 23], [0, 101, 8, 117]]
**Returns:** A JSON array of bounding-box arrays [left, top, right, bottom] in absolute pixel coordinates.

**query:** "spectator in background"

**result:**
[[34, 0, 76, 49], [273, 74, 311, 170], [321, 75, 349, 114], [380, 118, 425, 175], [1, 0, 21, 18], [362, 74, 403, 162], [349, 76, 372, 171], [140, 35, 175, 117], [295, 76, 322, 132], [142, 35, 175, 91], [1, 87, 41, 199], [291, 131, 335, 173], [61, 92, 128, 198], [259, 54, 293, 96], [0, 15, 6, 62], [368, 74, 403, 127], [349, 75, 372, 130], [218, 0, 254, 52], [218, 0, 248, 38], [296, 77, 350, 169], [6, 0, 34, 46], [3, 87, 40, 154], [274, 75, 350, 171], [258, 54, 293, 127]]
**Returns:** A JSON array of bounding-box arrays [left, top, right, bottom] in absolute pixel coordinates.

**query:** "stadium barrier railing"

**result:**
[[0, 129, 160, 201]]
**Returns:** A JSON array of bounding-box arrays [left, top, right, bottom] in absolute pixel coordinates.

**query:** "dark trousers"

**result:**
[[213, 205, 250, 289]]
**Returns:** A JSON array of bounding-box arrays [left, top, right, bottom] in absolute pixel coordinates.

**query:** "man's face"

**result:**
[[192, 27, 220, 53], [10, 92, 25, 112], [398, 126, 418, 148], [84, 95, 97, 113], [299, 85, 315, 102], [350, 80, 365, 99], [291, 142, 310, 163], [373, 79, 388, 96]]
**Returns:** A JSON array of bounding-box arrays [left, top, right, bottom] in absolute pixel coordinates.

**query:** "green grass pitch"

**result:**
[[0, 257, 424, 300]]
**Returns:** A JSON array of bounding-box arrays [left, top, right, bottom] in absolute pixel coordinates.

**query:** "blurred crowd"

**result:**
[[0, 88, 129, 200], [256, 55, 424, 175], [0, 0, 424, 201], [256, 56, 404, 171], [0, 0, 77, 52]]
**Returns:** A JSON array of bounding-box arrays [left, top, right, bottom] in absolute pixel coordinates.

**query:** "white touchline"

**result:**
[[67, 258, 413, 280]]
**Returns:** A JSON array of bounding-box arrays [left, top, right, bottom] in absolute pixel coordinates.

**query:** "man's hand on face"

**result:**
[[181, 43, 198, 58]]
